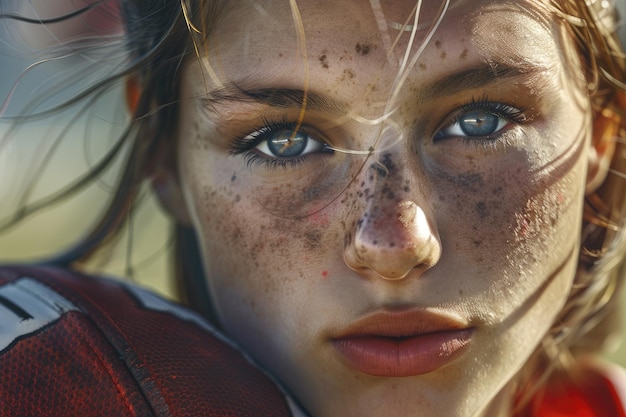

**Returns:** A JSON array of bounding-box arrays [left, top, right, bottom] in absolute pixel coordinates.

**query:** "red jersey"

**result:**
[[525, 364, 626, 417], [0, 265, 305, 416], [1, 264, 624, 416]]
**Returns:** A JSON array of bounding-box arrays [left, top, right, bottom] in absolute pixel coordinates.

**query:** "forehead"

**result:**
[[204, 0, 562, 84]]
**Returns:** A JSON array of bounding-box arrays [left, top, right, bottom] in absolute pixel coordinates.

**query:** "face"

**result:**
[[173, 1, 595, 416]]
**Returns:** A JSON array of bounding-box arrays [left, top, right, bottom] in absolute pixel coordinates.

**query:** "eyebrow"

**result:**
[[201, 83, 347, 115], [201, 63, 544, 113], [418, 63, 545, 100]]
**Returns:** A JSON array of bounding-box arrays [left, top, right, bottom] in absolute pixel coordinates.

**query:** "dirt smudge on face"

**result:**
[[319, 54, 329, 68], [304, 229, 322, 250], [339, 68, 356, 82], [355, 43, 371, 55], [475, 201, 489, 219]]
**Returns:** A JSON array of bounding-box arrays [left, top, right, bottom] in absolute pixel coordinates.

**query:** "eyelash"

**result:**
[[435, 98, 528, 145], [230, 98, 529, 168], [230, 118, 331, 170]]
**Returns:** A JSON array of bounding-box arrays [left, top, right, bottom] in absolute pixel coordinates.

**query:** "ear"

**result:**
[[125, 77, 193, 225], [586, 106, 619, 194], [125, 76, 141, 114]]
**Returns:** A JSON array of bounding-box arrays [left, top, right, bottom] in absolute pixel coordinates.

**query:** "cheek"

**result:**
[[436, 149, 587, 319], [444, 166, 581, 247], [181, 156, 342, 314]]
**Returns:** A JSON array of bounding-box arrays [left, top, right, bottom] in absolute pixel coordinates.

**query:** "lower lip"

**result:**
[[332, 329, 473, 377]]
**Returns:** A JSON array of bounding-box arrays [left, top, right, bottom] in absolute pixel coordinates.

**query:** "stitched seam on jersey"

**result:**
[[81, 328, 143, 417], [44, 268, 170, 417]]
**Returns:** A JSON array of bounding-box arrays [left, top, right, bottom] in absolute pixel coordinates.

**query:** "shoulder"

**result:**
[[0, 264, 307, 417], [608, 361, 626, 390], [528, 359, 626, 417], [590, 360, 626, 414]]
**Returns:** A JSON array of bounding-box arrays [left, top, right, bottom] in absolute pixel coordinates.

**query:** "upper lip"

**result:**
[[331, 308, 471, 339]]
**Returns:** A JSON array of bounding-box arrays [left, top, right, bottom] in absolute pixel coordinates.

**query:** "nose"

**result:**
[[344, 199, 441, 280]]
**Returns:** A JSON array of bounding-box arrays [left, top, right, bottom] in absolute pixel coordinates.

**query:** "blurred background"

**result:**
[[1, 0, 626, 366], [0, 0, 173, 296]]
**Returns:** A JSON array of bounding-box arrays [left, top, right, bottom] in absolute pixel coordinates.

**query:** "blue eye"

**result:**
[[447, 110, 506, 136], [255, 129, 325, 158], [435, 101, 525, 141], [231, 119, 332, 169]]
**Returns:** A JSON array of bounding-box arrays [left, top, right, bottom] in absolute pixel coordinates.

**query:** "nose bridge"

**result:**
[[343, 150, 441, 280]]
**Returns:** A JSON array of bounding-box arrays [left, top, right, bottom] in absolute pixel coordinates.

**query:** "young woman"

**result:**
[[1, 0, 626, 416]]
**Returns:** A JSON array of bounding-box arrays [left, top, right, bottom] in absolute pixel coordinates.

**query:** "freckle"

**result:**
[[473, 239, 482, 247], [339, 68, 355, 82], [475, 201, 489, 219], [355, 42, 371, 55], [419, 63, 427, 70], [440, 51, 447, 59], [319, 54, 329, 68], [279, 52, 283, 57], [459, 49, 468, 60]]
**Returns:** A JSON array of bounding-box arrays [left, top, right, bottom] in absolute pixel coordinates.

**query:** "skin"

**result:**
[[162, 1, 611, 416]]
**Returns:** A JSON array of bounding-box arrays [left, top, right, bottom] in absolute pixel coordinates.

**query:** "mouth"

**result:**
[[331, 309, 473, 377]]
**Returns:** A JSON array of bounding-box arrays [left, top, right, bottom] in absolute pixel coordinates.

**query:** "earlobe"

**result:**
[[586, 107, 619, 194]]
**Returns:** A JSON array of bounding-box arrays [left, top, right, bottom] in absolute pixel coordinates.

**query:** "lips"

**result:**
[[331, 309, 473, 377]]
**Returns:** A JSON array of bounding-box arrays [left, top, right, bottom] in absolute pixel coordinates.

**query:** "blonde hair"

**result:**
[[545, 0, 626, 356]]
